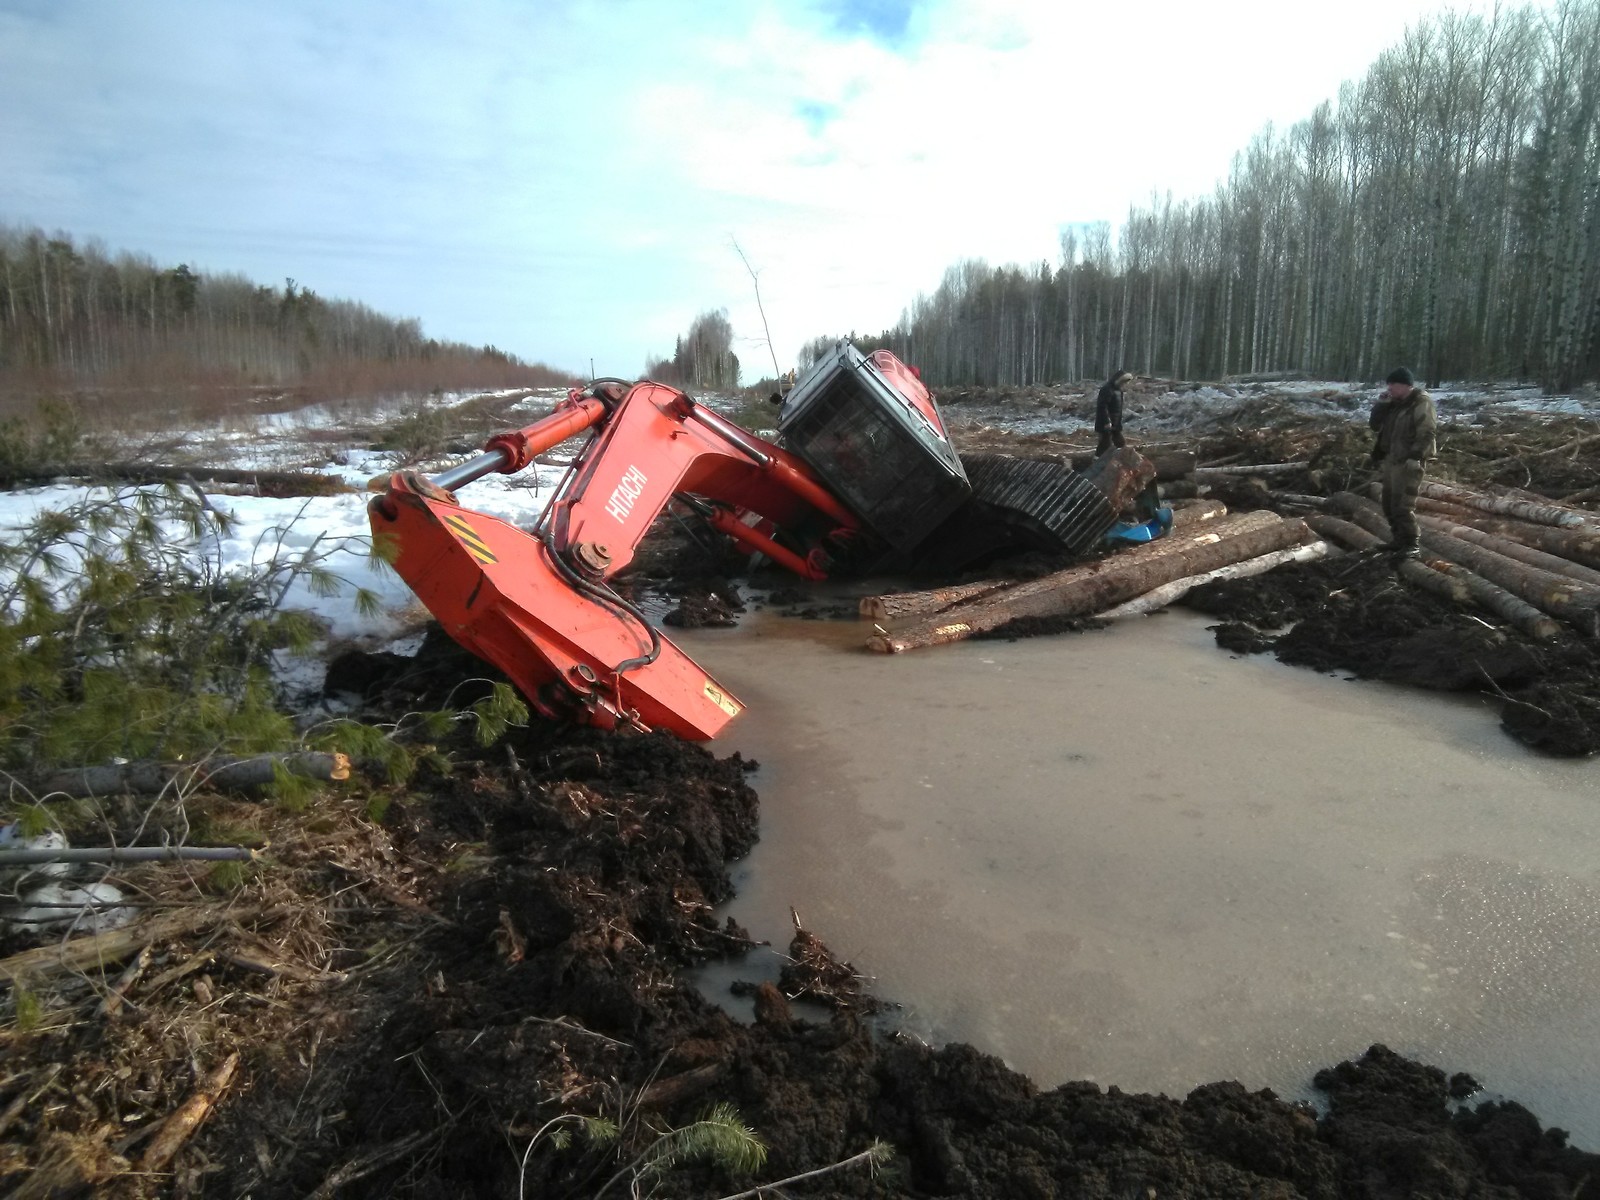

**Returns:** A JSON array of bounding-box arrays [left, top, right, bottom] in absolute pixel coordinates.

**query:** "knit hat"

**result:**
[[1386, 366, 1415, 386]]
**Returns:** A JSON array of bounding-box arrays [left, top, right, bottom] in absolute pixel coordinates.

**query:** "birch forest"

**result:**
[[0, 225, 572, 404], [832, 0, 1600, 392]]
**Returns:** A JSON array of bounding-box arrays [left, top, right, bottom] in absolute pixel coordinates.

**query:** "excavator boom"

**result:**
[[370, 378, 862, 740]]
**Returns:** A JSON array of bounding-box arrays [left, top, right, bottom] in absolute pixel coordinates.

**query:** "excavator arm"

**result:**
[[370, 342, 1155, 742], [369, 380, 861, 740]]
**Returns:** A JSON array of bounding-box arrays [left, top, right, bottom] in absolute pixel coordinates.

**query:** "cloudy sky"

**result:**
[[0, 0, 1529, 379]]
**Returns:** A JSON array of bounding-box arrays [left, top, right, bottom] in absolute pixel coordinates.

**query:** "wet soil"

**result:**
[[168, 632, 1600, 1197], [1182, 554, 1600, 756]]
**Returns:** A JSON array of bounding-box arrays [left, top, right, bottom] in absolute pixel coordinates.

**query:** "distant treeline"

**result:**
[[0, 225, 576, 404], [810, 0, 1600, 391], [645, 309, 740, 391]]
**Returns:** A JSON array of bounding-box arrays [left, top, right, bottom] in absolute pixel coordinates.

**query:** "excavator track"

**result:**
[[907, 453, 1119, 573], [960, 454, 1117, 553]]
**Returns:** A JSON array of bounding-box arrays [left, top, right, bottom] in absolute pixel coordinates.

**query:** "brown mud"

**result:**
[[7, 634, 1595, 1196], [1179, 550, 1600, 757], [97, 632, 1581, 1196]]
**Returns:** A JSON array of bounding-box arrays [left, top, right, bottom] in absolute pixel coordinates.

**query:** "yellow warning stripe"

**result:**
[[442, 514, 498, 564]]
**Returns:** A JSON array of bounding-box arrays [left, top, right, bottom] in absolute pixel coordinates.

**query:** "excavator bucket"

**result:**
[[371, 478, 743, 741]]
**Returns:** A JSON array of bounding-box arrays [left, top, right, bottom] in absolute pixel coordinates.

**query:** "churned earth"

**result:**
[[179, 631, 1600, 1198]]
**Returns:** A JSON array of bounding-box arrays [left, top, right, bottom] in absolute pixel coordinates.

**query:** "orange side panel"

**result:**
[[372, 491, 742, 741]]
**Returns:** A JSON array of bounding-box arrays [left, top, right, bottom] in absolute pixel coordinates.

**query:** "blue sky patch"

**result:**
[[795, 99, 841, 133], [815, 0, 917, 47]]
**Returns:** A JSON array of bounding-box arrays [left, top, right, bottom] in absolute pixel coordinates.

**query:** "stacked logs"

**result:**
[[859, 473, 1600, 653], [864, 506, 1325, 653], [1310, 481, 1600, 639]]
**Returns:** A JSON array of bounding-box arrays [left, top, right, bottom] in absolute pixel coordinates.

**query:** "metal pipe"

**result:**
[[430, 447, 511, 492], [704, 507, 827, 579], [0, 846, 259, 864], [688, 405, 773, 465]]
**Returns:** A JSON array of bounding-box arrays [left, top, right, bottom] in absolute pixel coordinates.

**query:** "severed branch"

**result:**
[[139, 1052, 241, 1172], [0, 905, 261, 986], [24, 752, 351, 800], [709, 1142, 894, 1200]]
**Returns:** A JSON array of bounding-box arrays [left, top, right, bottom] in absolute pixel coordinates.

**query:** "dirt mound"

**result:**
[[21, 622, 1596, 1196], [192, 634, 1600, 1196], [1183, 555, 1600, 755]]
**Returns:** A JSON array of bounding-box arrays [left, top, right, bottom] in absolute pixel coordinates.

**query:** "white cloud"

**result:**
[[0, 0, 1549, 379]]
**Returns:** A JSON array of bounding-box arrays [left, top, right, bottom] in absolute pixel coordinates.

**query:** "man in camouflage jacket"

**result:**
[[1368, 366, 1438, 559]]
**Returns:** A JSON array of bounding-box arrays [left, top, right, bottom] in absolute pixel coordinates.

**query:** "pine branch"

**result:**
[[708, 1141, 895, 1200]]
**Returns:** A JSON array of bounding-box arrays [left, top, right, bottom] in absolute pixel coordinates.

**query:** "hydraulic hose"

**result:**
[[538, 528, 662, 681]]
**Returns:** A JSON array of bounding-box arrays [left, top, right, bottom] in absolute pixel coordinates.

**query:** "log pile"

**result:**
[[866, 510, 1320, 653], [1308, 480, 1600, 639]]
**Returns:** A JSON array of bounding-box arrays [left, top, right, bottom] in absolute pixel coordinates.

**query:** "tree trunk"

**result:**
[[1418, 480, 1596, 528], [1306, 512, 1562, 637], [1099, 540, 1332, 619], [34, 752, 352, 799], [1415, 514, 1600, 588], [1328, 492, 1600, 633], [867, 513, 1306, 653]]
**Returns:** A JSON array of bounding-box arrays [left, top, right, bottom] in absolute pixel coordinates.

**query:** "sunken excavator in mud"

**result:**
[[369, 341, 1168, 741]]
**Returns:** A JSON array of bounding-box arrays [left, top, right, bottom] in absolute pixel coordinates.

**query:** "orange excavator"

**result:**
[[369, 341, 1147, 740]]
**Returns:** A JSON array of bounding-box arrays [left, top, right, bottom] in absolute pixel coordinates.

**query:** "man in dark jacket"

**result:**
[[1095, 370, 1134, 456], [1368, 366, 1438, 559]]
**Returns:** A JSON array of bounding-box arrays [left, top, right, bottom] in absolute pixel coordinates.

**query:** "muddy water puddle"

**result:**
[[677, 604, 1600, 1145]]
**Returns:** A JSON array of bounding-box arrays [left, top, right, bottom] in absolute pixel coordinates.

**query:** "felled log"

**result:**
[[1158, 480, 1204, 500], [1418, 480, 1594, 529], [1413, 504, 1600, 570], [1419, 526, 1600, 636], [0, 905, 258, 986], [1169, 499, 1228, 526], [139, 1052, 241, 1172], [1078, 446, 1159, 514], [1328, 493, 1591, 636], [1305, 512, 1471, 600], [30, 752, 351, 800], [1269, 492, 1328, 508], [1069, 450, 1196, 480], [1416, 495, 1490, 522], [859, 502, 1232, 620], [1099, 541, 1333, 619], [1193, 461, 1309, 479], [867, 513, 1308, 653], [859, 579, 1011, 621], [1416, 515, 1600, 589], [1306, 512, 1558, 637]]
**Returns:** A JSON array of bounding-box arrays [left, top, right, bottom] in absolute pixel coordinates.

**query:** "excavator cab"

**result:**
[[777, 341, 970, 561]]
